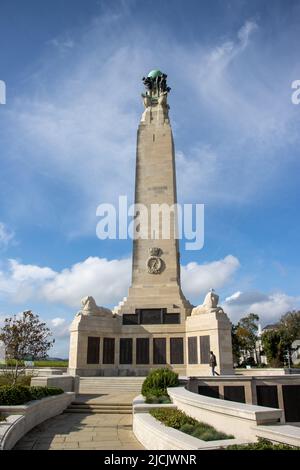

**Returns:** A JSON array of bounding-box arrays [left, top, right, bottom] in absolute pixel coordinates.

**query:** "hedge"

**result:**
[[0, 385, 64, 406]]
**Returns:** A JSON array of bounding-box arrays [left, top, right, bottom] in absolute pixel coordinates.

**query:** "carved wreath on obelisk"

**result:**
[[147, 247, 163, 274]]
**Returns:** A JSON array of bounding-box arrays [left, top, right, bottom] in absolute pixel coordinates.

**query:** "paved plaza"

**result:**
[[14, 393, 144, 450]]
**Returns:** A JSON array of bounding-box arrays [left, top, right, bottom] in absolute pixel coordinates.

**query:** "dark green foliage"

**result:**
[[0, 385, 32, 405], [142, 368, 179, 397], [225, 437, 299, 450], [150, 408, 234, 441], [0, 385, 64, 405], [145, 394, 171, 404]]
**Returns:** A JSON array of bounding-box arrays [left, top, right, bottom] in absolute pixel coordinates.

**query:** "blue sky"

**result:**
[[0, 0, 300, 357]]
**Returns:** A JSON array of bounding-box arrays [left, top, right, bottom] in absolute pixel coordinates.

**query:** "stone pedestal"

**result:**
[[186, 311, 234, 376]]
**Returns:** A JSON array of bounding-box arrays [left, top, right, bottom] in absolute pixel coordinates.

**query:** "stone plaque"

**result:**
[[282, 385, 300, 422], [123, 313, 139, 325], [170, 337, 184, 364], [136, 338, 150, 364], [164, 313, 180, 324], [188, 336, 198, 364], [200, 335, 210, 364], [102, 338, 115, 364], [256, 385, 279, 409], [224, 386, 245, 403], [119, 338, 133, 364], [87, 337, 100, 364], [153, 338, 166, 364], [198, 385, 219, 398], [140, 309, 162, 324]]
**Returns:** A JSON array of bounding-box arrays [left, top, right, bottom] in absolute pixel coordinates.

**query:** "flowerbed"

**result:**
[[150, 407, 234, 441]]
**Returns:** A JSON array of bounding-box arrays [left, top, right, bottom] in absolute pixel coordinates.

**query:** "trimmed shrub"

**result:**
[[145, 394, 171, 404], [0, 385, 32, 405], [142, 368, 179, 397], [0, 385, 64, 406]]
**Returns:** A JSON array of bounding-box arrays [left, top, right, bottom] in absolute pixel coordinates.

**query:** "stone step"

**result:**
[[69, 405, 132, 410], [64, 408, 131, 414], [71, 402, 132, 407]]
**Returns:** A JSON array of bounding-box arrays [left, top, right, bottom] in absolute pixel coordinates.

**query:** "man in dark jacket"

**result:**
[[209, 351, 219, 376]]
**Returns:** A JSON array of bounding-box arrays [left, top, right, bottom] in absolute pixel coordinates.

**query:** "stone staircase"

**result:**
[[78, 376, 145, 395], [64, 377, 145, 415]]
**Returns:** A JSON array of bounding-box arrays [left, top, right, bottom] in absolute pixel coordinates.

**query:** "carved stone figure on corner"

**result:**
[[77, 296, 112, 317], [191, 288, 224, 315]]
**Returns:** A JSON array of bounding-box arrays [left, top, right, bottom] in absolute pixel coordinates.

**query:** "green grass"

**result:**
[[225, 438, 300, 450], [32, 361, 68, 367], [149, 408, 234, 441], [3, 360, 68, 368]]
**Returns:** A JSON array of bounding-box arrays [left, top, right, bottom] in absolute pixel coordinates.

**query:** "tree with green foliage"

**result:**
[[261, 310, 300, 367], [235, 313, 260, 364], [231, 323, 243, 364], [0, 311, 55, 384], [261, 329, 285, 367]]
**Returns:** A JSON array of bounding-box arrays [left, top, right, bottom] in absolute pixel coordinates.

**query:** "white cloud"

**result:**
[[42, 256, 131, 307], [9, 259, 55, 282], [51, 317, 66, 327], [181, 255, 240, 300], [0, 223, 14, 248], [49, 317, 70, 340], [224, 290, 300, 324], [0, 254, 240, 310]]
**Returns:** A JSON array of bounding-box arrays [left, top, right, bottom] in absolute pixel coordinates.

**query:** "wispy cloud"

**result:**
[[224, 290, 300, 323], [3, 15, 298, 236], [0, 223, 14, 249], [0, 254, 239, 309]]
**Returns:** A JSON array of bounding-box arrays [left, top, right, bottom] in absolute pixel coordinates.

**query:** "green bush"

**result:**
[[0, 385, 64, 405], [225, 437, 299, 450], [142, 368, 179, 397], [145, 394, 171, 404], [0, 385, 32, 405], [150, 408, 234, 441]]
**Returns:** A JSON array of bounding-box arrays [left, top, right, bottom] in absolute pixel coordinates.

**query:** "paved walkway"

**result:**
[[14, 393, 143, 450]]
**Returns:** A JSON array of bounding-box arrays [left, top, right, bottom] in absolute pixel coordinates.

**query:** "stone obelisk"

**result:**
[[114, 70, 192, 320]]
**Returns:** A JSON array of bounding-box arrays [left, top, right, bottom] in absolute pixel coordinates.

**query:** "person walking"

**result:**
[[209, 351, 219, 376]]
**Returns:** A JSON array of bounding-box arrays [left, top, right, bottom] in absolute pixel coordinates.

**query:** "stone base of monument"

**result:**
[[68, 289, 234, 377]]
